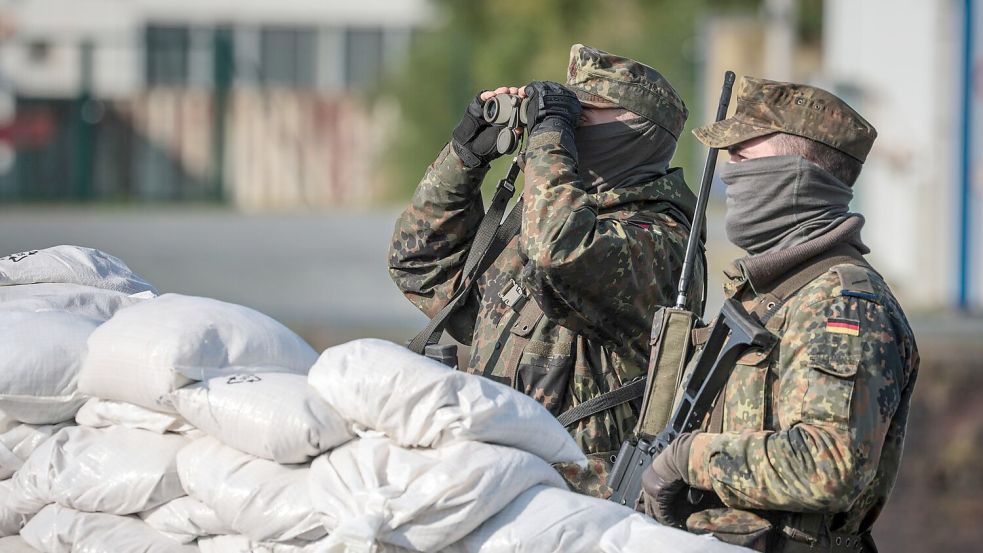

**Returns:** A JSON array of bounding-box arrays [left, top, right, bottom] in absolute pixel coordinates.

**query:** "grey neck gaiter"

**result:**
[[574, 117, 676, 193], [721, 155, 858, 255]]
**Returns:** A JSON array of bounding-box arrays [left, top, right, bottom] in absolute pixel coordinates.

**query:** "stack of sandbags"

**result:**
[[4, 290, 319, 553], [0, 246, 158, 547], [156, 338, 577, 552]]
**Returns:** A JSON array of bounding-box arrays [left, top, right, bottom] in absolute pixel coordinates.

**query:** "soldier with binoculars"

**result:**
[[388, 44, 704, 494]]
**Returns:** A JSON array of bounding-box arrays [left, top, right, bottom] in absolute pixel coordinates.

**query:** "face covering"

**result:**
[[721, 155, 856, 255], [573, 117, 676, 193]]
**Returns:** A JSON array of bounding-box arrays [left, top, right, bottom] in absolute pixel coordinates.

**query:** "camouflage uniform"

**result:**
[[389, 45, 704, 495], [677, 78, 920, 551]]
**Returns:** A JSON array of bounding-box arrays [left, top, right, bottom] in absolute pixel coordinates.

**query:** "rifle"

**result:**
[[607, 70, 776, 508]]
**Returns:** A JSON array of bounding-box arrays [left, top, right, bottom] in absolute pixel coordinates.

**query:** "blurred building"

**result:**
[[0, 0, 431, 208]]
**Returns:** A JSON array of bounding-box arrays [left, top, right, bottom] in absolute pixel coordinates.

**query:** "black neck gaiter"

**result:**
[[721, 155, 859, 255], [573, 117, 676, 193]]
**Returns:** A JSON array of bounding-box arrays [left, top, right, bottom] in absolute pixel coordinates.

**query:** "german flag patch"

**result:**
[[826, 318, 860, 336]]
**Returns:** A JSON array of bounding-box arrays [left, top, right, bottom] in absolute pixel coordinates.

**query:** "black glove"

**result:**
[[641, 432, 697, 528], [452, 94, 507, 168], [523, 81, 582, 134]]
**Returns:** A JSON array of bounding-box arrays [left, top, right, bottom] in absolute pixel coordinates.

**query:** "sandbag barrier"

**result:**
[[0, 246, 751, 553]]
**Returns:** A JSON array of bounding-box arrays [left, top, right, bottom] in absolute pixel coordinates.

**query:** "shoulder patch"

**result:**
[[833, 264, 879, 303]]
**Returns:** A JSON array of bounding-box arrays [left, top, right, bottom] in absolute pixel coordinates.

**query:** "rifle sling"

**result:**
[[407, 181, 522, 355]]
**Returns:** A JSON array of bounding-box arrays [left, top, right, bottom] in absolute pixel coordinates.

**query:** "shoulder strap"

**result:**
[[408, 165, 523, 355], [751, 243, 870, 324]]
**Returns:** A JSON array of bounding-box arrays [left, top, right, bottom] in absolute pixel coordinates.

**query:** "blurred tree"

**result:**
[[380, 0, 761, 201]]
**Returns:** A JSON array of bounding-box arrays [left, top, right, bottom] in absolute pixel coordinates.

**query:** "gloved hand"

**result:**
[[452, 94, 507, 168], [641, 432, 697, 528], [523, 81, 582, 134]]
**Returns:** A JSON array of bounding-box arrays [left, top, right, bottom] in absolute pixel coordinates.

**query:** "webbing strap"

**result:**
[[752, 244, 870, 324], [556, 378, 647, 428], [408, 165, 523, 355]]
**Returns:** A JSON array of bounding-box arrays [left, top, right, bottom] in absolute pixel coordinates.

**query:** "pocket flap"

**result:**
[[809, 352, 859, 378]]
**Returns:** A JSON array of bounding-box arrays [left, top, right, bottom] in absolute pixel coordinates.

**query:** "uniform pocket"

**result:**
[[516, 345, 572, 415], [686, 508, 773, 552], [801, 331, 861, 427]]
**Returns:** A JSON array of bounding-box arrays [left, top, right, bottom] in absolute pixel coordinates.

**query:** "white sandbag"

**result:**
[[140, 497, 232, 544], [170, 372, 352, 463], [0, 413, 17, 435], [177, 437, 325, 543], [599, 513, 753, 553], [0, 311, 97, 424], [75, 398, 197, 435], [0, 536, 39, 553], [309, 339, 584, 464], [197, 535, 411, 553], [0, 422, 72, 480], [79, 294, 318, 412], [12, 425, 187, 516], [0, 283, 148, 321], [0, 246, 156, 295], [446, 485, 633, 553], [0, 481, 30, 538], [19, 504, 198, 553], [309, 436, 566, 552]]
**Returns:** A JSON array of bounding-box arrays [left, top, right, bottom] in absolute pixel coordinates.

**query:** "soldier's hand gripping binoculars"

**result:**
[[482, 93, 529, 155]]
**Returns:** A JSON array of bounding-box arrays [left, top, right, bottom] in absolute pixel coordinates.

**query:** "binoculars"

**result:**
[[482, 93, 529, 155]]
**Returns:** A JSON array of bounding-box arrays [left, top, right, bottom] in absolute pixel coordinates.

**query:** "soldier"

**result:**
[[640, 77, 920, 552], [389, 44, 705, 494]]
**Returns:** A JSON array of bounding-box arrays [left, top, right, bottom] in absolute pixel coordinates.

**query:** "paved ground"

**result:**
[[0, 206, 429, 341]]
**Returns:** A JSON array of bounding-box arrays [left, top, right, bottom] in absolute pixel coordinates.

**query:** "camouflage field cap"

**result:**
[[693, 76, 877, 162], [566, 44, 688, 139]]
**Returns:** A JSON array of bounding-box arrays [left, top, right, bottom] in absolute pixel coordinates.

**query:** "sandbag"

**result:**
[[0, 311, 97, 424], [177, 437, 324, 543], [0, 536, 39, 553], [11, 426, 187, 516], [447, 485, 634, 553], [0, 422, 72, 480], [197, 536, 411, 553], [0, 413, 16, 435], [0, 246, 156, 295], [79, 294, 318, 412], [19, 504, 198, 553], [170, 372, 351, 463], [75, 398, 197, 435], [598, 513, 753, 553], [0, 481, 30, 538], [308, 436, 566, 552], [140, 497, 232, 544], [0, 283, 148, 321], [309, 339, 584, 464]]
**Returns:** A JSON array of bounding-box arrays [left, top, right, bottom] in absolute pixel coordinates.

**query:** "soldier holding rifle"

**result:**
[[640, 78, 919, 553]]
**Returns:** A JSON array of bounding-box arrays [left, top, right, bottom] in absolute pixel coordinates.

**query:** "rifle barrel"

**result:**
[[675, 71, 736, 310]]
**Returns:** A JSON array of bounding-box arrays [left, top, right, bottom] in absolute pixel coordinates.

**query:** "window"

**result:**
[[260, 27, 316, 88], [345, 28, 383, 89], [145, 25, 190, 85]]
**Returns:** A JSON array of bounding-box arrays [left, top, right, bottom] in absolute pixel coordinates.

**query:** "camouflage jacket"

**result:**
[[389, 135, 704, 494], [683, 257, 919, 547]]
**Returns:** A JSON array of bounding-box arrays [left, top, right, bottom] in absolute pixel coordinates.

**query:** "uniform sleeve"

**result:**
[[388, 143, 489, 344], [686, 294, 909, 512], [517, 132, 693, 356]]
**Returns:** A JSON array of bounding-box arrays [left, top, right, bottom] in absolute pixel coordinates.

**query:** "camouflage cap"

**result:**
[[693, 76, 877, 162], [566, 44, 688, 139]]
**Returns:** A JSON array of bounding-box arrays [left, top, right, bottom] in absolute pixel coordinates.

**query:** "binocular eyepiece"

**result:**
[[482, 93, 529, 155]]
